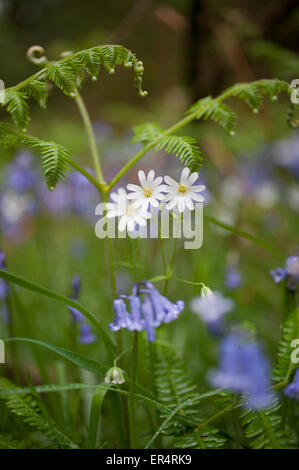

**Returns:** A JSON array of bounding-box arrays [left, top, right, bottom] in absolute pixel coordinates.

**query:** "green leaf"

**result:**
[[45, 62, 77, 96], [224, 82, 263, 112], [173, 425, 226, 449], [0, 378, 78, 449], [203, 101, 237, 135], [273, 308, 299, 383], [87, 384, 110, 448], [33, 140, 70, 191], [0, 268, 115, 352], [24, 80, 48, 109], [205, 215, 279, 256], [4, 90, 30, 130], [241, 402, 291, 449], [155, 135, 203, 172], [153, 338, 202, 436], [0, 434, 26, 449], [76, 49, 102, 80], [0, 124, 71, 191], [145, 395, 201, 448], [132, 122, 164, 143], [4, 337, 108, 377]]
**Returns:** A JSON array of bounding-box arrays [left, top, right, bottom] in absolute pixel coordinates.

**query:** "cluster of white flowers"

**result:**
[[106, 167, 205, 232]]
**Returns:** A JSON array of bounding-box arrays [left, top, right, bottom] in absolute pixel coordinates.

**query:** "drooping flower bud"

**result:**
[[104, 366, 126, 385]]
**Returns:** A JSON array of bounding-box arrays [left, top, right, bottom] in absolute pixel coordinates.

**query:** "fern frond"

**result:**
[[76, 49, 102, 80], [45, 62, 77, 96], [132, 122, 164, 143], [0, 433, 26, 449], [24, 80, 48, 109], [224, 82, 263, 112], [155, 135, 203, 172], [2, 45, 147, 127], [153, 340, 201, 435], [241, 402, 292, 449], [273, 308, 299, 384], [173, 426, 225, 449], [204, 101, 237, 135], [0, 123, 71, 190], [257, 79, 291, 102], [4, 90, 30, 130], [0, 378, 78, 449], [34, 141, 71, 191]]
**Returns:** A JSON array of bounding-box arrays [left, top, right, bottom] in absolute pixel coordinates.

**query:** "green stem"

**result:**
[[106, 85, 245, 191], [128, 331, 139, 448], [74, 89, 105, 186], [69, 159, 103, 194]]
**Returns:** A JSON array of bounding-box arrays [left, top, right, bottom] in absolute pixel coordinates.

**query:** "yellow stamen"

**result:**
[[143, 187, 152, 198], [177, 184, 187, 194]]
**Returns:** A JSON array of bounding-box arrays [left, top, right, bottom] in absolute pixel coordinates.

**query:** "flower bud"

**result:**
[[201, 285, 214, 298], [104, 366, 125, 385]]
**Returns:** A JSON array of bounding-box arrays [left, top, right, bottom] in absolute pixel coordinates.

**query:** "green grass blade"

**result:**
[[87, 384, 110, 448], [205, 215, 279, 257], [4, 337, 108, 377], [0, 269, 115, 352]]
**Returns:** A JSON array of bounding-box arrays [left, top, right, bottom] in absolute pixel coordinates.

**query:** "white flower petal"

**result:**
[[190, 193, 205, 202], [127, 184, 142, 192], [186, 171, 198, 186], [132, 199, 143, 208], [164, 175, 178, 187], [152, 176, 163, 187], [190, 185, 206, 192], [167, 199, 178, 210], [147, 169, 155, 182], [180, 167, 190, 184], [127, 192, 141, 200], [185, 197, 194, 210], [118, 216, 127, 232], [150, 198, 159, 207], [134, 215, 147, 226], [128, 218, 137, 232], [178, 198, 185, 212], [138, 170, 146, 187]]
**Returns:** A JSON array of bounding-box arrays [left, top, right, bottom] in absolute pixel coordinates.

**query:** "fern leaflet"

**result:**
[[0, 378, 78, 449]]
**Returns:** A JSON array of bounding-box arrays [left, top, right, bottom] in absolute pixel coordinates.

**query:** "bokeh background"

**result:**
[[0, 0, 299, 446]]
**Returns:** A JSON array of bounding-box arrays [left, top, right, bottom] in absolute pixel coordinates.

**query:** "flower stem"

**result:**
[[69, 159, 103, 194], [74, 89, 105, 188], [128, 331, 139, 448], [106, 84, 247, 191]]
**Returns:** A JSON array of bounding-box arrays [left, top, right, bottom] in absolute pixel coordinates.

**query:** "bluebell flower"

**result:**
[[109, 282, 184, 342], [225, 265, 242, 290], [284, 369, 299, 400], [68, 275, 85, 323], [5, 152, 38, 193], [190, 287, 234, 335], [67, 275, 96, 344], [79, 323, 97, 344], [210, 332, 276, 410], [273, 133, 299, 180], [270, 255, 299, 291]]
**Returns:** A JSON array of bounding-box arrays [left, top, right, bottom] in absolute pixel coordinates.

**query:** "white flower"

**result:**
[[127, 170, 166, 211], [190, 289, 234, 323], [104, 366, 125, 385], [164, 167, 205, 212], [106, 188, 150, 233]]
